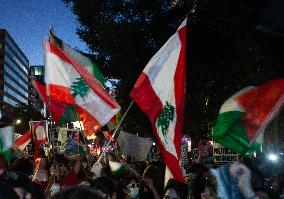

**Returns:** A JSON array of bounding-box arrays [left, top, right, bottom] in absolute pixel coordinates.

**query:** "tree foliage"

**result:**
[[64, 0, 284, 145], [11, 104, 45, 134]]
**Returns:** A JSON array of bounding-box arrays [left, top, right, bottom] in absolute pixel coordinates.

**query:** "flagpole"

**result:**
[[97, 100, 134, 162]]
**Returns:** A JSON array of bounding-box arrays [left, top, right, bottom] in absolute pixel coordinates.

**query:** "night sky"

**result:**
[[0, 0, 88, 66]]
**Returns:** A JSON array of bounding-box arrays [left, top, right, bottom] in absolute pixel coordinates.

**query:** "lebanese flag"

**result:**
[[44, 40, 120, 135], [49, 31, 107, 87], [32, 79, 75, 125], [213, 79, 284, 154], [130, 19, 187, 182], [14, 131, 32, 151]]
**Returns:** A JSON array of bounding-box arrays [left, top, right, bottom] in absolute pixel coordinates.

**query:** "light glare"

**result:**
[[268, 153, 278, 161]]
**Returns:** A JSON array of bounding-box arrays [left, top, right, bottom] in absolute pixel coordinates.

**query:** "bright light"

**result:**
[[268, 153, 278, 162], [16, 119, 21, 125], [153, 142, 156, 146]]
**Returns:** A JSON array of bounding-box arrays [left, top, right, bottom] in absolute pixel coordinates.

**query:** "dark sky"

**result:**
[[0, 0, 88, 66]]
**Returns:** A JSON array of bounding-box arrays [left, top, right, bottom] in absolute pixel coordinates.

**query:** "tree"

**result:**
[[64, 0, 284, 146], [11, 104, 45, 134]]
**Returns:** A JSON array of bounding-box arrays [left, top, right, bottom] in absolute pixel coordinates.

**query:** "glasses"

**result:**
[[127, 183, 139, 188]]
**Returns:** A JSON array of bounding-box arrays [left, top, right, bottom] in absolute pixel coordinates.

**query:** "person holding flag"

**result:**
[[130, 19, 187, 183]]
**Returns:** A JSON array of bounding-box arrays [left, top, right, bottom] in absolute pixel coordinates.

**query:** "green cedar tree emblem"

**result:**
[[71, 77, 90, 98], [157, 101, 175, 144]]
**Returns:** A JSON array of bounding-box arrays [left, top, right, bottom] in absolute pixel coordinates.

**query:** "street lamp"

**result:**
[[15, 119, 21, 125]]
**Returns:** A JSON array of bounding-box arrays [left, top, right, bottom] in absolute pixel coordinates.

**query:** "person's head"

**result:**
[[10, 156, 33, 176], [1, 171, 33, 199], [35, 158, 46, 169], [0, 182, 19, 199], [119, 176, 140, 199], [55, 154, 69, 179], [164, 179, 188, 199], [90, 176, 116, 199], [51, 185, 104, 199], [142, 165, 164, 196], [190, 170, 218, 199]]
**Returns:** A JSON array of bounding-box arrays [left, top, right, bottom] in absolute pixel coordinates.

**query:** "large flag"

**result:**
[[213, 79, 284, 154], [44, 39, 120, 135], [130, 19, 187, 182], [50, 32, 106, 87], [32, 79, 78, 125]]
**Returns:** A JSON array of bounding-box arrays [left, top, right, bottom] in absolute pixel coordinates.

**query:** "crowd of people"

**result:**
[[0, 141, 283, 199]]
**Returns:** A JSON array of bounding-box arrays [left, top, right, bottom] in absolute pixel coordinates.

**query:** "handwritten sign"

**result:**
[[213, 142, 240, 165]]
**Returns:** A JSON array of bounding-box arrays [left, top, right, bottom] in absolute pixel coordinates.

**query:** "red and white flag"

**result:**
[[44, 40, 120, 136], [130, 19, 187, 182], [14, 131, 32, 152], [31, 121, 48, 145]]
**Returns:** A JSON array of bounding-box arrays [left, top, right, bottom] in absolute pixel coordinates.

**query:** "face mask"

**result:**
[[51, 183, 60, 196], [128, 187, 139, 198]]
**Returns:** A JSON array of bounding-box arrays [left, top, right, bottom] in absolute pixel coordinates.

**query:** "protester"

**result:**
[[0, 171, 33, 199], [90, 176, 117, 199], [51, 185, 104, 199], [45, 153, 82, 195], [163, 178, 188, 199], [140, 165, 163, 199], [117, 176, 140, 199], [0, 182, 19, 199]]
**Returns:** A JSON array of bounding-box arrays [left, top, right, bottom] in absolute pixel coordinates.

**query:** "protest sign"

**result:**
[[58, 128, 80, 154], [180, 141, 189, 176], [118, 131, 152, 161], [213, 142, 240, 165], [191, 148, 199, 163]]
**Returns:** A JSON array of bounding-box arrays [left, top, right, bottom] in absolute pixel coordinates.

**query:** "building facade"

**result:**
[[0, 29, 29, 114], [30, 65, 45, 113]]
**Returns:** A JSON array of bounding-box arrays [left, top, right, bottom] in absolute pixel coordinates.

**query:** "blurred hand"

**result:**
[[143, 178, 154, 190], [229, 162, 256, 199], [50, 165, 58, 177]]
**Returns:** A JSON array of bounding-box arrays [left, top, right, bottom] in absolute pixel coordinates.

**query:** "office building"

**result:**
[[30, 65, 44, 113], [0, 29, 29, 114]]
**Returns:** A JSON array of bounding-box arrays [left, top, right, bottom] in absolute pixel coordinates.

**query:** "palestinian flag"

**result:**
[[14, 131, 32, 152], [0, 126, 13, 161], [44, 40, 120, 136], [130, 19, 187, 182], [108, 153, 125, 175], [213, 79, 284, 154]]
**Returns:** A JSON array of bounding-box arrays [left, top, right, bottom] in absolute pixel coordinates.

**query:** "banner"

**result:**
[[117, 131, 153, 161], [31, 120, 48, 145], [48, 128, 59, 151], [58, 128, 80, 154], [191, 148, 199, 163], [213, 142, 240, 165], [179, 141, 189, 176]]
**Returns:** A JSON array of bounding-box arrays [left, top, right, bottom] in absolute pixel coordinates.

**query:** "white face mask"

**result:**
[[128, 187, 139, 198], [51, 183, 60, 196]]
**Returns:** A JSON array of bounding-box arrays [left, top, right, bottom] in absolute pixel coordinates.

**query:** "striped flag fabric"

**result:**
[[213, 79, 284, 154], [130, 19, 187, 182], [44, 38, 120, 136], [14, 131, 32, 152]]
